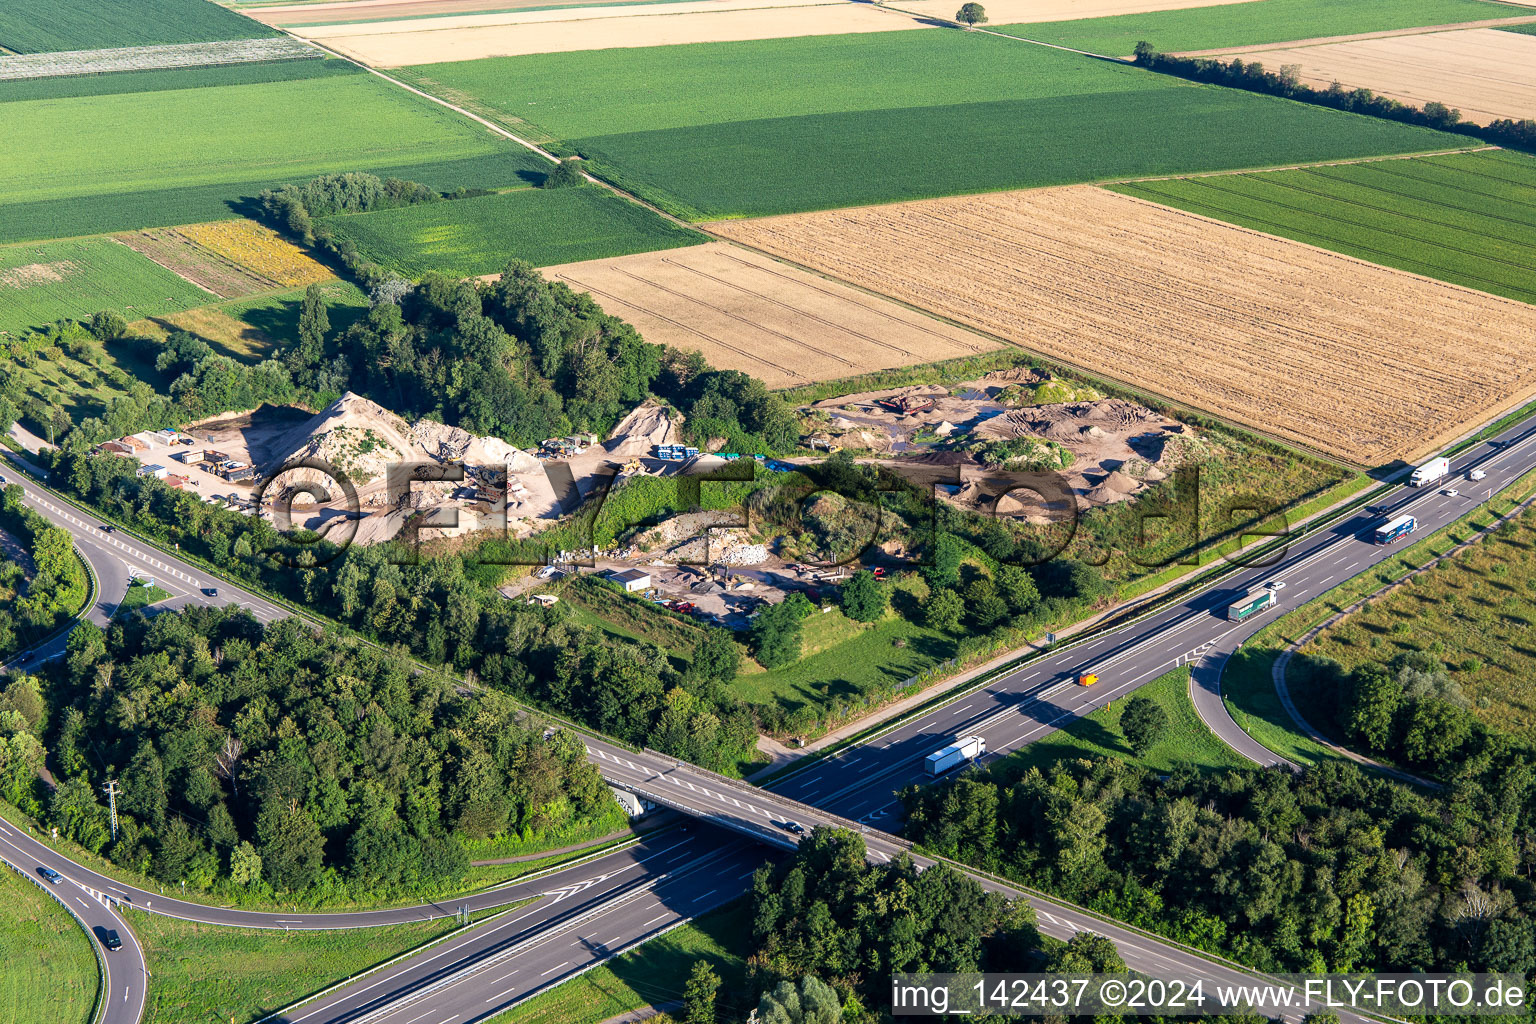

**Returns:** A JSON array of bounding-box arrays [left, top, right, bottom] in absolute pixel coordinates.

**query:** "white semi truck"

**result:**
[[1410, 456, 1450, 487], [925, 736, 986, 776]]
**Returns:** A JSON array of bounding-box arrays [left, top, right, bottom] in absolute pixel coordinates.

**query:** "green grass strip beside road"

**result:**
[[0, 861, 100, 1024], [1220, 464, 1536, 768], [140, 901, 526, 1024]]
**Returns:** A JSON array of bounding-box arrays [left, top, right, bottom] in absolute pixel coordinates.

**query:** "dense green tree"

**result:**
[[839, 571, 886, 623], [925, 588, 964, 633], [542, 158, 585, 188], [752, 600, 807, 668], [993, 564, 1041, 615], [924, 533, 964, 589], [297, 282, 331, 363], [690, 627, 742, 683], [88, 310, 127, 342], [1346, 663, 1402, 751], [759, 977, 842, 1024], [1119, 695, 1168, 756], [683, 960, 721, 1024], [257, 799, 325, 892], [955, 2, 987, 25]]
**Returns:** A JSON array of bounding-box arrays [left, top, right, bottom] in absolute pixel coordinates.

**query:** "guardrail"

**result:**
[[641, 748, 914, 847], [4, 857, 110, 1024]]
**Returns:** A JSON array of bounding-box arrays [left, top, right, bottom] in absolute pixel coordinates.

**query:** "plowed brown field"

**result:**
[[540, 242, 998, 388], [710, 187, 1536, 464], [1212, 28, 1536, 124]]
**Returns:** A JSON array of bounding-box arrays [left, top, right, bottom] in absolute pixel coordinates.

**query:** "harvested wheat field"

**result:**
[[297, 0, 925, 63], [710, 187, 1536, 464], [541, 242, 998, 388], [1211, 28, 1536, 124], [898, 0, 1262, 26], [247, 0, 645, 27]]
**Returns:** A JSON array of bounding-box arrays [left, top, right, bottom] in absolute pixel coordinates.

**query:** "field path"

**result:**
[[1174, 13, 1536, 55]]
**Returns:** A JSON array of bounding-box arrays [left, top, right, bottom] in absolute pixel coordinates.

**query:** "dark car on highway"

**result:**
[[93, 927, 122, 952]]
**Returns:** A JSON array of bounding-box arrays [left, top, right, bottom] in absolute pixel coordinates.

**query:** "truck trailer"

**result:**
[[1410, 457, 1450, 487], [925, 736, 986, 776], [1375, 514, 1416, 545], [1226, 588, 1277, 622]]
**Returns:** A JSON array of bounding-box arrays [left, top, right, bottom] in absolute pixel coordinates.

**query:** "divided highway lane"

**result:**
[[587, 743, 1345, 1023], [291, 829, 768, 1024], [771, 416, 1536, 824], [0, 820, 148, 1024]]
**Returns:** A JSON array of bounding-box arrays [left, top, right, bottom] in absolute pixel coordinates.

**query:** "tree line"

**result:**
[[741, 827, 1034, 1022], [0, 483, 88, 660], [902, 752, 1536, 977], [260, 171, 798, 452], [1133, 44, 1536, 152], [11, 605, 619, 901]]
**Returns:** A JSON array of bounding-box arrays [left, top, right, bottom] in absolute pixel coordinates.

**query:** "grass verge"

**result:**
[[484, 900, 753, 1024], [0, 864, 98, 1024], [985, 666, 1251, 781], [130, 908, 481, 1024]]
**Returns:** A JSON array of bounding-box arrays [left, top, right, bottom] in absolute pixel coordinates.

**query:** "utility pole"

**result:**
[[103, 779, 120, 842]]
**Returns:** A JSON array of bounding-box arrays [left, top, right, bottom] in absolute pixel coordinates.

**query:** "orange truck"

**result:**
[[1077, 673, 1099, 687]]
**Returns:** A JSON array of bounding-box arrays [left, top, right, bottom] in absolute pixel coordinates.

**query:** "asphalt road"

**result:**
[[0, 817, 147, 1024], [0, 449, 287, 675], [285, 828, 767, 1024]]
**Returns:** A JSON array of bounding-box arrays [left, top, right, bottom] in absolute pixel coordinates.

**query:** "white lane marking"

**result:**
[[643, 913, 670, 928], [401, 1008, 436, 1024], [540, 961, 570, 976], [691, 889, 717, 903]]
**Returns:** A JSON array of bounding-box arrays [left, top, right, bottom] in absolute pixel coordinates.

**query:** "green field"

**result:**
[[1501, 21, 1536, 33], [0, 238, 213, 335], [1110, 149, 1536, 303], [992, 0, 1516, 56], [322, 186, 705, 277], [129, 910, 463, 1024], [1, 74, 547, 244], [0, 0, 277, 52], [0, 866, 97, 1024], [401, 31, 1465, 220], [984, 666, 1252, 781], [0, 56, 361, 105], [486, 901, 754, 1024], [733, 577, 959, 718]]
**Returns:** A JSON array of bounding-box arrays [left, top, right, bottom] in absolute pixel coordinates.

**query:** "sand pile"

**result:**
[[606, 402, 680, 456], [270, 392, 416, 487], [811, 384, 948, 411]]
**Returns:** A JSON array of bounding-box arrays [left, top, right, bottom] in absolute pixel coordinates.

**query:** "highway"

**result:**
[[0, 448, 287, 674], [5, 414, 1535, 1024]]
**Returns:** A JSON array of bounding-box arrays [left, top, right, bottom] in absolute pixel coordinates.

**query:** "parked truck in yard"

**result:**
[[925, 736, 986, 776], [1410, 456, 1450, 487]]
